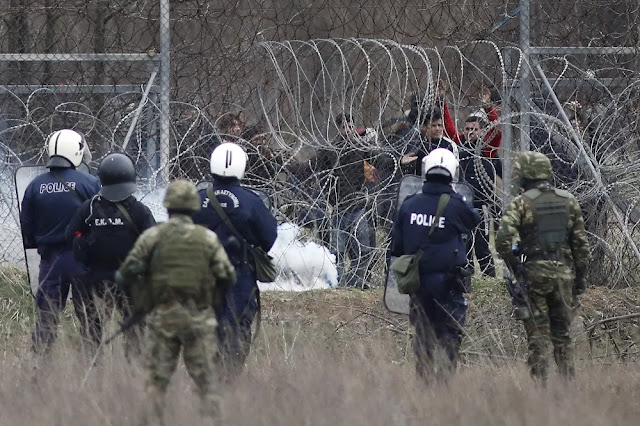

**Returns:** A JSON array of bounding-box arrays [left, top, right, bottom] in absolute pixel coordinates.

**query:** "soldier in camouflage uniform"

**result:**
[[116, 179, 236, 424], [496, 152, 589, 382]]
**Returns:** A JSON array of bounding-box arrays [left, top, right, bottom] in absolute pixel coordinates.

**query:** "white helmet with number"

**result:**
[[46, 129, 86, 168], [422, 148, 458, 180], [210, 142, 248, 179]]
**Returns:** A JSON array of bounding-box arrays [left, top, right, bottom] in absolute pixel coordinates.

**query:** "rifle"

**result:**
[[103, 310, 147, 345], [81, 308, 148, 388], [504, 243, 530, 320]]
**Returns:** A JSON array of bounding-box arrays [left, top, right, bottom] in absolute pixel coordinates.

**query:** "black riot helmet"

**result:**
[[98, 152, 137, 202]]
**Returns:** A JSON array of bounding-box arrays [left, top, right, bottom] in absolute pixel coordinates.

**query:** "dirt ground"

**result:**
[[258, 281, 640, 365]]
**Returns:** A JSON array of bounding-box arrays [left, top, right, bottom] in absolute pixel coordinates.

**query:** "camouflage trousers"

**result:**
[[142, 301, 221, 424], [521, 272, 575, 381]]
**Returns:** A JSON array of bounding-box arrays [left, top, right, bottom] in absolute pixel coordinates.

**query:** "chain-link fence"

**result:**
[[1, 1, 639, 288]]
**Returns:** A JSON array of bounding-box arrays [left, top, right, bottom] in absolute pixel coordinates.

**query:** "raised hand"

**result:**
[[437, 78, 446, 100], [482, 85, 492, 106]]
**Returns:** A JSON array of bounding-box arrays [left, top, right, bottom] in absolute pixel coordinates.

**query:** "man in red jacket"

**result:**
[[440, 83, 502, 160]]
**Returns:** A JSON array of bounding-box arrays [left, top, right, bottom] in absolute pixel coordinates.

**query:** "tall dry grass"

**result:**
[[0, 322, 638, 425], [0, 267, 638, 425]]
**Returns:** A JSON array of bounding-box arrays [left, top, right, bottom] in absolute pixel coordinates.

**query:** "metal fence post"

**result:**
[[519, 0, 531, 152], [159, 0, 171, 184]]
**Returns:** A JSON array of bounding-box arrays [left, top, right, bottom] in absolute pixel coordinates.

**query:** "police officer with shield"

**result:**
[[391, 148, 480, 382], [496, 152, 589, 383], [66, 152, 156, 357], [20, 129, 101, 355], [192, 142, 278, 380]]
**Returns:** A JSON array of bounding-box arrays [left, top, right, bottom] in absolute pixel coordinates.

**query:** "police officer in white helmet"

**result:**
[[20, 129, 101, 355], [390, 148, 480, 382], [192, 142, 278, 380]]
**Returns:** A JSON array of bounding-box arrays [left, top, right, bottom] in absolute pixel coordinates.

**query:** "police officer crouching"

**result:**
[[192, 142, 278, 380], [391, 148, 480, 382], [66, 152, 156, 357], [20, 129, 101, 355]]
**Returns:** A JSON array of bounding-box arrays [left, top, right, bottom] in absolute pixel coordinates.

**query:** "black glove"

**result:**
[[573, 276, 587, 296], [450, 265, 474, 293]]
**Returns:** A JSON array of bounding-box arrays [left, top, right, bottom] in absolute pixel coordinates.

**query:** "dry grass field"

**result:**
[[0, 266, 638, 425]]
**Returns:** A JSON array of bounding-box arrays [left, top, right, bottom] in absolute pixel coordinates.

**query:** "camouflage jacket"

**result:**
[[496, 181, 589, 281], [117, 214, 236, 309]]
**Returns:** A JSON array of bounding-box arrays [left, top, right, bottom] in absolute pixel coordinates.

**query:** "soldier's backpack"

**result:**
[[147, 221, 216, 307], [391, 193, 450, 294], [521, 187, 571, 261]]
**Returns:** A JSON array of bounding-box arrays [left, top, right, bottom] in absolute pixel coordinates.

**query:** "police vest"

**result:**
[[83, 199, 139, 267], [521, 187, 571, 261]]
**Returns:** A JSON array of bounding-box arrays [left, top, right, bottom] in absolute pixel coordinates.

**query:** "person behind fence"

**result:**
[[400, 107, 459, 176], [453, 115, 500, 277], [376, 92, 428, 234], [115, 179, 236, 424], [19, 129, 101, 356], [66, 152, 156, 358], [215, 111, 247, 145], [390, 148, 480, 382], [192, 142, 278, 380], [310, 112, 379, 288], [441, 81, 503, 162], [495, 151, 589, 383]]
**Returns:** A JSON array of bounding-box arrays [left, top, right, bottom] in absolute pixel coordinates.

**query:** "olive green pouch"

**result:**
[[391, 250, 423, 294]]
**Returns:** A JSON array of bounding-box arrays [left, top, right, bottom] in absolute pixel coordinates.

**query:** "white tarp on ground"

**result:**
[[260, 222, 337, 291]]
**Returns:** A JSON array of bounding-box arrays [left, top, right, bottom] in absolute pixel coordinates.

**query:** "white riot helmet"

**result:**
[[210, 142, 248, 179], [46, 129, 86, 168], [422, 148, 459, 181]]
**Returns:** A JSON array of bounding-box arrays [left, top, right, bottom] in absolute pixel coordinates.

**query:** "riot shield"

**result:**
[[383, 175, 422, 314], [15, 164, 92, 295], [15, 166, 48, 295], [383, 176, 475, 315], [452, 182, 474, 207], [196, 180, 273, 210]]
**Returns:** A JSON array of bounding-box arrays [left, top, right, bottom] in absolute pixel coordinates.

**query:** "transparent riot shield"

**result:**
[[15, 166, 48, 295], [383, 176, 474, 315]]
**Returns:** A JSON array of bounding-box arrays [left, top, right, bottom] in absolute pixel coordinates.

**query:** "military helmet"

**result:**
[[98, 152, 137, 202], [163, 179, 201, 211], [515, 151, 552, 180]]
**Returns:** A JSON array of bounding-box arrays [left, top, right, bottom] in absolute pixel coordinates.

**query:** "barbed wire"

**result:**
[[0, 1, 639, 288]]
